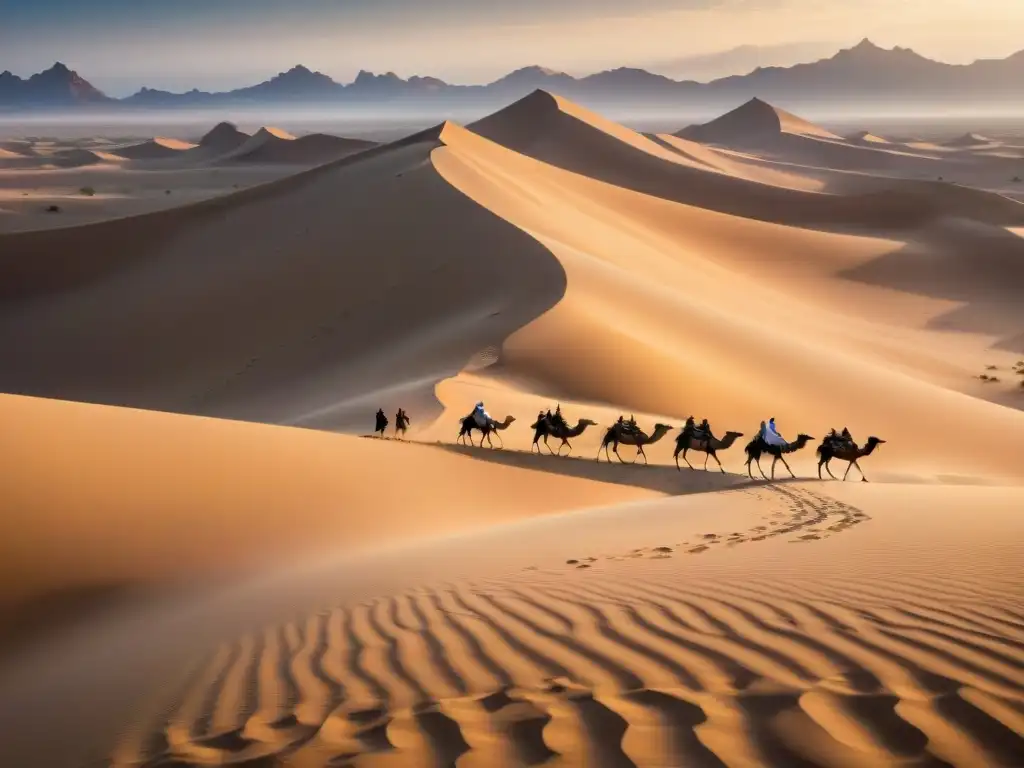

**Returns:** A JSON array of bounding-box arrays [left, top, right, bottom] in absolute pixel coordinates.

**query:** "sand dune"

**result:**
[[197, 120, 250, 152], [847, 130, 890, 145], [219, 127, 376, 165], [111, 136, 196, 160], [49, 147, 126, 167], [0, 123, 566, 428], [0, 391, 659, 614], [681, 97, 843, 142], [5, 478, 1020, 768], [1, 91, 1023, 768], [946, 132, 994, 147]]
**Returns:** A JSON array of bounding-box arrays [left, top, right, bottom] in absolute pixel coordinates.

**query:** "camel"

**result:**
[[598, 422, 674, 464], [817, 436, 886, 482], [457, 414, 516, 448], [673, 426, 744, 473], [374, 409, 388, 438], [744, 434, 814, 480], [530, 414, 598, 455], [394, 408, 410, 439]]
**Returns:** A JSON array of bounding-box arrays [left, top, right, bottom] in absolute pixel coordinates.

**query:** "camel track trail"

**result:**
[[112, 488, 1023, 768]]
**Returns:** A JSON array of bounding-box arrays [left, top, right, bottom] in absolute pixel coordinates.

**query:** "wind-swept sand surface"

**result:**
[[1, 91, 1022, 767]]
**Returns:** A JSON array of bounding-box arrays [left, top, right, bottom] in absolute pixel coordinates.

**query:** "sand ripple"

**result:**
[[112, 495, 1024, 768]]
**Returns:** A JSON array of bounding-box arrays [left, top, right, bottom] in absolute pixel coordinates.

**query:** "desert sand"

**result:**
[[0, 122, 377, 232], [0, 91, 1022, 767]]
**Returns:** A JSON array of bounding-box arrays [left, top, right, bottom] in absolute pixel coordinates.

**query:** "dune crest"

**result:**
[[112, 136, 196, 160], [679, 96, 842, 142], [198, 121, 250, 151]]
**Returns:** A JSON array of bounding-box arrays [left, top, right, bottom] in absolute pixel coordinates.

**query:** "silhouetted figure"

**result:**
[[395, 408, 411, 438], [375, 408, 389, 437]]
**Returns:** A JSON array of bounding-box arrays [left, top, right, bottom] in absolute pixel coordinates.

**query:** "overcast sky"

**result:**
[[3, 0, 1022, 95]]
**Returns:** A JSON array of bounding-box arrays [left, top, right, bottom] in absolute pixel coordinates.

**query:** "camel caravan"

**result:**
[[373, 403, 885, 482]]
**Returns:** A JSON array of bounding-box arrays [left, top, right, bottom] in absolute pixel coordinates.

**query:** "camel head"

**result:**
[[862, 436, 886, 454], [496, 415, 516, 429], [579, 418, 598, 427], [647, 423, 674, 442]]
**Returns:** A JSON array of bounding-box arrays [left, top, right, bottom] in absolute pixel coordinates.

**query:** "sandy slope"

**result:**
[[2, 480, 1020, 768], [1, 92, 1023, 767], [0, 126, 565, 428], [0, 392, 659, 615]]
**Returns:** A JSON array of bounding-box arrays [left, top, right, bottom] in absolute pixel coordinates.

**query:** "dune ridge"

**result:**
[[112, 136, 197, 160]]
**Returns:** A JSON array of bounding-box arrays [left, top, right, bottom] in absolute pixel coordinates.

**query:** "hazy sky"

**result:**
[[3, 0, 1022, 95]]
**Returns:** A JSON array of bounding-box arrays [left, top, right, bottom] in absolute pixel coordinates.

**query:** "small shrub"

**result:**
[[165, 189, 171, 195], [45, 204, 60, 213], [979, 374, 990, 380], [989, 376, 1000, 383], [985, 364, 998, 370], [79, 186, 95, 196]]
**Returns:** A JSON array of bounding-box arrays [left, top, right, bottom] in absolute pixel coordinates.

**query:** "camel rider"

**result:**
[[699, 418, 715, 441], [761, 417, 788, 447], [551, 404, 569, 432], [616, 415, 639, 436], [827, 428, 854, 449], [472, 401, 494, 429]]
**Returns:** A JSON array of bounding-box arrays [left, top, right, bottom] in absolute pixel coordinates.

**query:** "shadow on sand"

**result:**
[[436, 441, 814, 496]]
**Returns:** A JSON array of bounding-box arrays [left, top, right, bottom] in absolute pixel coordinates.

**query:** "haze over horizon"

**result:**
[[4, 0, 1022, 96]]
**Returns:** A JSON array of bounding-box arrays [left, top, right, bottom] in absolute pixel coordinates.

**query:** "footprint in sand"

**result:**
[[653, 546, 673, 554], [576, 564, 592, 570], [688, 545, 709, 554], [566, 559, 579, 565]]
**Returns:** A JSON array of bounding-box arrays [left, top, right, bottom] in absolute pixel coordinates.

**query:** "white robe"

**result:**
[[762, 422, 787, 446], [472, 407, 492, 428]]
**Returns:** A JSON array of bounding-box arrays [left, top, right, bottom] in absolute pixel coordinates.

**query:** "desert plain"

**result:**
[[1, 92, 1023, 768]]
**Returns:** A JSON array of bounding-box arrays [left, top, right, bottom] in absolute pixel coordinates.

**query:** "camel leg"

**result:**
[[494, 431, 505, 449], [746, 457, 755, 479], [710, 451, 725, 474], [824, 460, 837, 480], [756, 458, 769, 480], [777, 454, 796, 479], [703, 452, 710, 470], [544, 436, 556, 456], [844, 460, 867, 482], [558, 439, 571, 456], [637, 445, 649, 465], [817, 459, 824, 480], [614, 442, 629, 464]]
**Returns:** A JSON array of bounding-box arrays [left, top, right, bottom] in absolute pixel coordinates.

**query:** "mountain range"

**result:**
[[2, 40, 1022, 114]]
